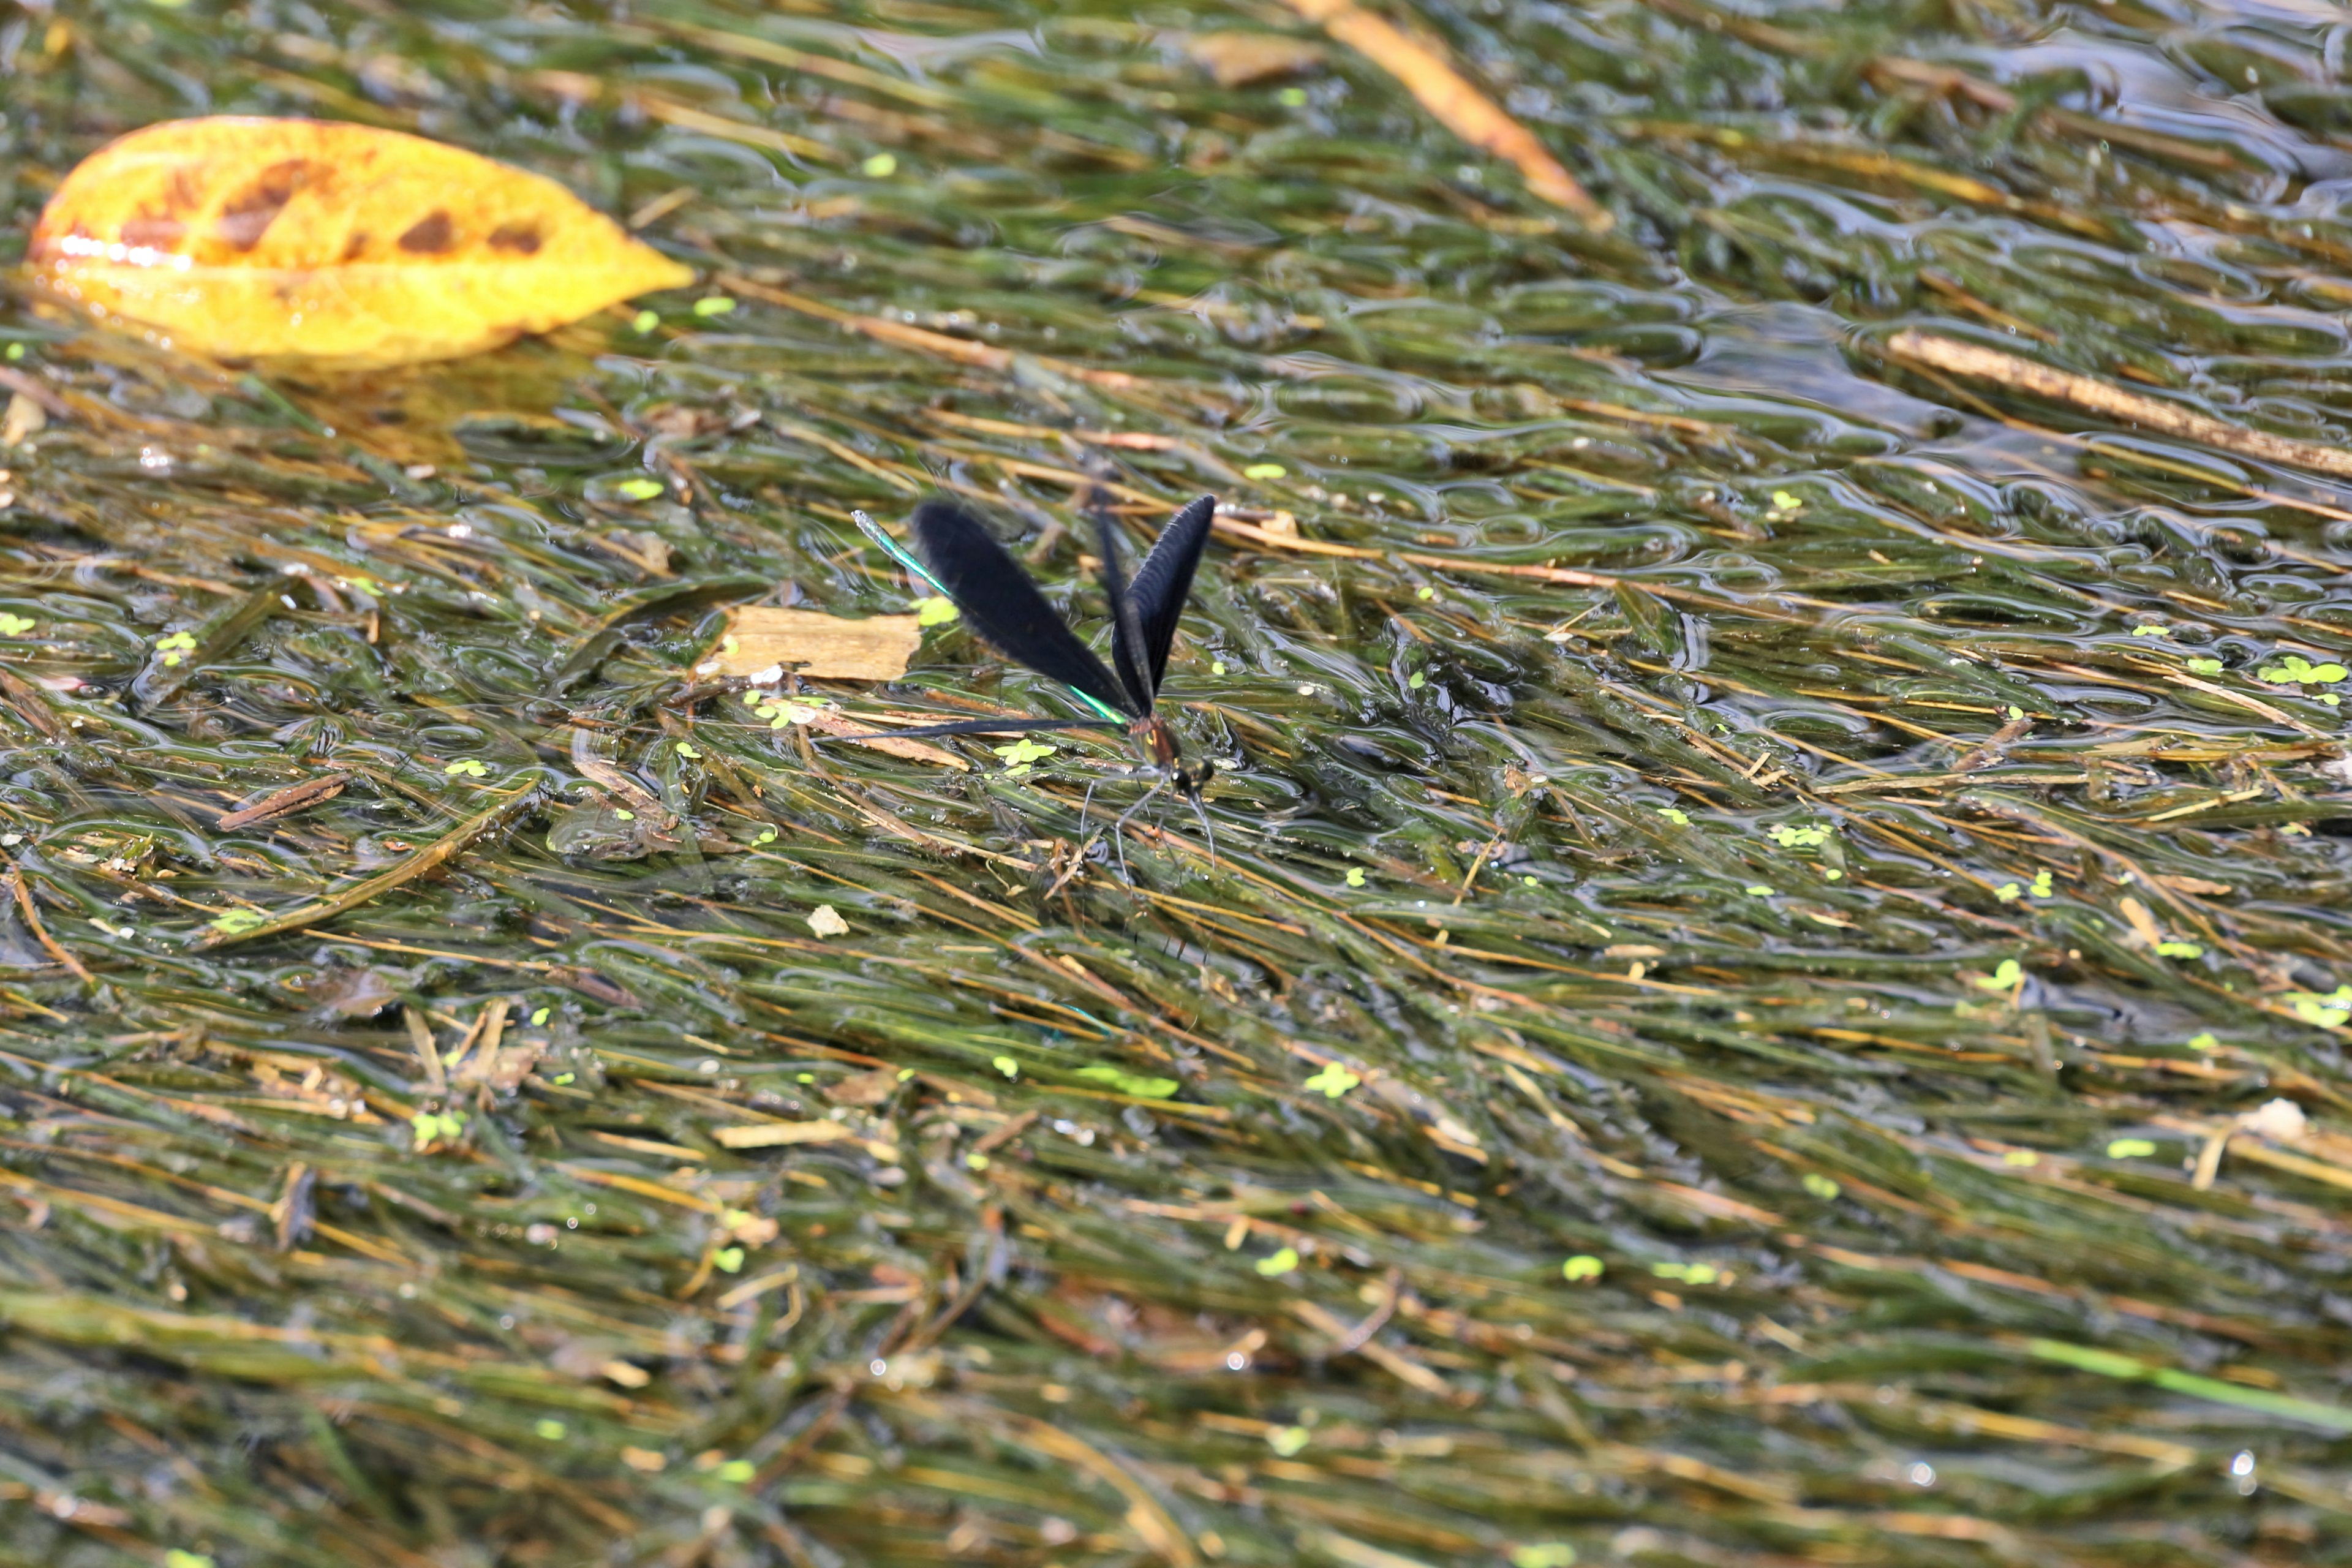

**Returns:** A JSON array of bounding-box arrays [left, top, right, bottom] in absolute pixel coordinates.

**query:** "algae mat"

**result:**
[[2, 1, 2352, 1564]]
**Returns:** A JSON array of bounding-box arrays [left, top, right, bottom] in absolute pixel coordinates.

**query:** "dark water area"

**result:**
[[2, 0, 2352, 1563]]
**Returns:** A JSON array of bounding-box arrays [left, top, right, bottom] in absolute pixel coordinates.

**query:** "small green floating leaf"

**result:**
[[2105, 1137, 2158, 1159], [993, 739, 1057, 768], [1510, 1547, 1578, 1568], [2258, 654, 2349, 685], [1560, 1255, 1604, 1283], [1744, 884, 1774, 897], [2185, 657, 2223, 676], [1415, 586, 1434, 600], [1657, 807, 1690, 825], [443, 759, 489, 778], [1243, 462, 1286, 480], [2188, 1031, 2219, 1052], [692, 295, 737, 317], [165, 1554, 216, 1568], [861, 152, 897, 178], [674, 741, 700, 759], [1302, 1062, 1360, 1098], [718, 1460, 755, 1483], [2005, 704, 2025, 720], [1267, 1425, 1310, 1456], [1074, 1063, 1178, 1098], [2030, 869, 2054, 898], [0, 612, 34, 636], [2130, 625, 2165, 638], [914, 595, 959, 627], [535, 1419, 568, 1441], [612, 477, 665, 501], [1406, 671, 1425, 689], [631, 309, 659, 333], [409, 1110, 466, 1151], [2156, 940, 2203, 959], [1651, 1261, 1720, 1285], [714, 1246, 745, 1274], [1801, 1172, 1841, 1200], [1766, 824, 1830, 848], [993, 1056, 1019, 1079], [1994, 882, 2022, 903], [1975, 958, 2022, 991], [208, 908, 266, 935], [2289, 987, 2352, 1028], [614, 810, 636, 821], [1254, 1246, 1300, 1277], [1343, 867, 1366, 888], [1278, 86, 1308, 106], [964, 1152, 990, 1171], [530, 1007, 551, 1025]]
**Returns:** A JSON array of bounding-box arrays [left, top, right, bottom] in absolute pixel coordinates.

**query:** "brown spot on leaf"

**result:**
[[341, 231, 370, 263], [486, 223, 542, 255], [398, 209, 454, 254], [123, 211, 186, 251], [217, 159, 320, 251]]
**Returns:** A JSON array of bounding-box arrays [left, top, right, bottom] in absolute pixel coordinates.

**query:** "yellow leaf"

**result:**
[[28, 116, 694, 366]]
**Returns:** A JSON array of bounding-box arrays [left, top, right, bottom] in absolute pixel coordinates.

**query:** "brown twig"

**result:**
[[4, 867, 92, 984], [1884, 330, 2352, 483]]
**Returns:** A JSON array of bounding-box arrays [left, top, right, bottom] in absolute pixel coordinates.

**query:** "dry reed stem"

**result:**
[[1284, 0, 1608, 227], [1887, 330, 2352, 481]]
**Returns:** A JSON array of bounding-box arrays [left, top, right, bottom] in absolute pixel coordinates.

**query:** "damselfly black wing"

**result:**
[[908, 500, 1142, 720], [1092, 508, 1155, 715], [1125, 496, 1216, 696]]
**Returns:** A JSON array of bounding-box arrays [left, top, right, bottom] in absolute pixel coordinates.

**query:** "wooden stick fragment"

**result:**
[[216, 773, 349, 831], [1885, 330, 2352, 482], [1283, 0, 1609, 228]]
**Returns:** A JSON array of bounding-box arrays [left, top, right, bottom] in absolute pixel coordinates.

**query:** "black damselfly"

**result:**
[[837, 494, 1219, 862]]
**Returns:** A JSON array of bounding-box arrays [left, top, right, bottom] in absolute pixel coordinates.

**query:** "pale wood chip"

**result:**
[[709, 606, 921, 680]]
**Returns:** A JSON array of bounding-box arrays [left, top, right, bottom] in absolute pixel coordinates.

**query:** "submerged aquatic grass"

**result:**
[[1, 0, 2351, 1564]]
